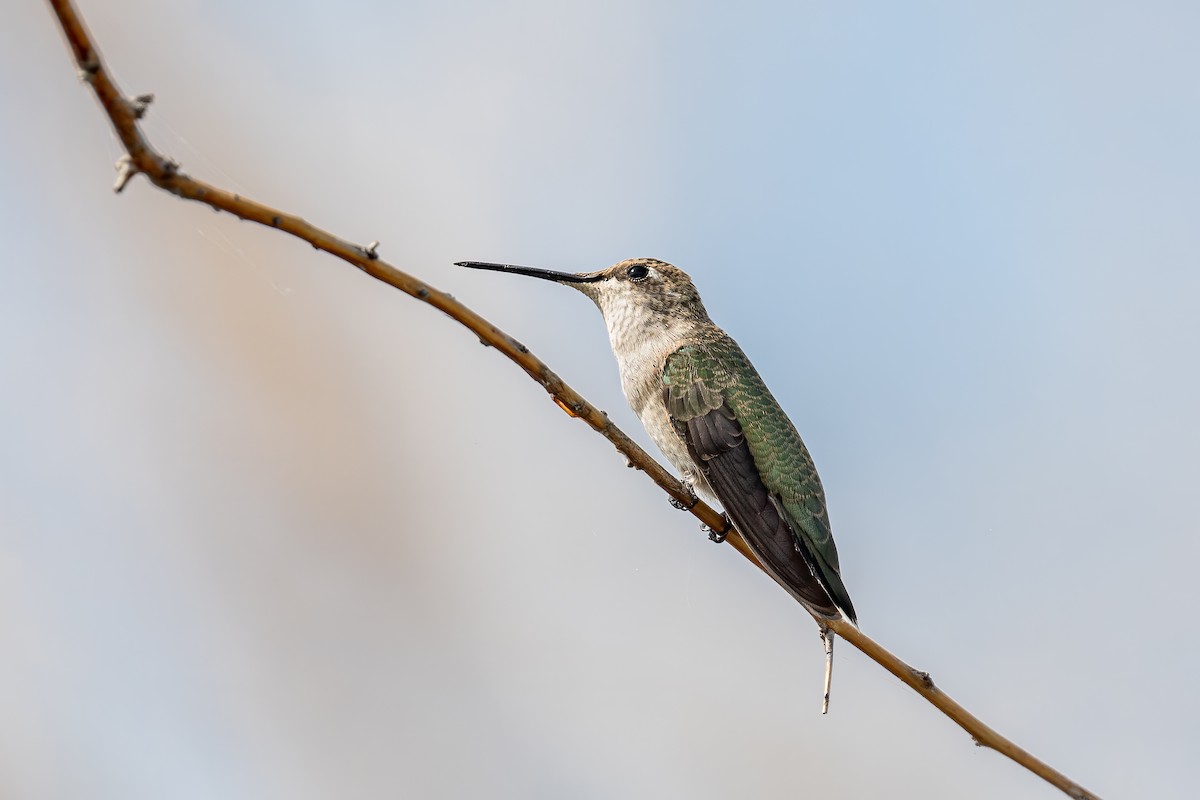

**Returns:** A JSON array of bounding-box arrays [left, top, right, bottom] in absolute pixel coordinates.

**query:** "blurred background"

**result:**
[[3, 1, 1197, 797]]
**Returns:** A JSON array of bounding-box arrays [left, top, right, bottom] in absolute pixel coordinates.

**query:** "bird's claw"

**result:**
[[668, 489, 698, 511], [702, 514, 731, 543]]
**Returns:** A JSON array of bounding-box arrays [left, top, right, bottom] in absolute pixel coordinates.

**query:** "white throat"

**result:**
[[590, 293, 698, 412]]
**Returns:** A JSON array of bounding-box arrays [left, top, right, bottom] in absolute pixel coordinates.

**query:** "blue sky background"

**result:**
[[3, 2, 1198, 798]]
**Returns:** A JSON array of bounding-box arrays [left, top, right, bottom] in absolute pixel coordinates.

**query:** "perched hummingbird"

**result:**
[[458, 258, 856, 710]]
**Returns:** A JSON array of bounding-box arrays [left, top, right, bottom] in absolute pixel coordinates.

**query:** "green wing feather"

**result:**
[[664, 340, 856, 622]]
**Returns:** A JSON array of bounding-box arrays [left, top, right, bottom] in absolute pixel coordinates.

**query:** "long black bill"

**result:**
[[455, 261, 601, 284]]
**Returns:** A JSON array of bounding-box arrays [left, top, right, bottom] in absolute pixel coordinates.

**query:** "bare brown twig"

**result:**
[[46, 2, 1100, 798]]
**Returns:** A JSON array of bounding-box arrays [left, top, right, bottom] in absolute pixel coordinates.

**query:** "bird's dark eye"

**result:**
[[626, 264, 650, 280]]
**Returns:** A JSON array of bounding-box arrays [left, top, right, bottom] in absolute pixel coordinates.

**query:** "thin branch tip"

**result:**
[[820, 626, 835, 714]]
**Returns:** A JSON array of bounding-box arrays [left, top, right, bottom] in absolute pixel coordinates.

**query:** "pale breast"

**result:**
[[594, 290, 719, 500], [612, 330, 718, 502]]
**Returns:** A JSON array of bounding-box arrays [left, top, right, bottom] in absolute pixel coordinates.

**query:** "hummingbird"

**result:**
[[457, 257, 856, 711]]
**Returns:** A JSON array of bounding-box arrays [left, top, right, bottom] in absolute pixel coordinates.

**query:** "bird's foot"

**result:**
[[701, 513, 731, 543], [668, 487, 699, 511]]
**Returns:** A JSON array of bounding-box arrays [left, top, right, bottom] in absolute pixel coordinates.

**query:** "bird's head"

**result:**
[[456, 258, 711, 330]]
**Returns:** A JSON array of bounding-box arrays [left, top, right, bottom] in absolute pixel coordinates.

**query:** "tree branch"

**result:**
[[45, 2, 1099, 798]]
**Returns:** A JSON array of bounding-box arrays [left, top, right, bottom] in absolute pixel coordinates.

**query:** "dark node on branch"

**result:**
[[364, 240, 380, 260], [912, 669, 936, 690], [271, 215, 282, 227], [113, 155, 137, 193], [516, 342, 529, 354], [77, 58, 99, 82], [416, 287, 429, 298], [973, 736, 985, 747], [571, 402, 585, 416], [129, 93, 154, 119], [478, 337, 491, 348], [162, 158, 179, 179]]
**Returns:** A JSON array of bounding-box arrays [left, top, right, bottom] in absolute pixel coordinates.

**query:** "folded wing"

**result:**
[[665, 344, 856, 622]]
